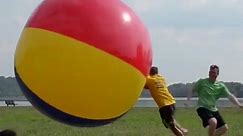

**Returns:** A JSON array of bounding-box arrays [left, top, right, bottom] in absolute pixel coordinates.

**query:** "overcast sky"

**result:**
[[1, 0, 243, 84]]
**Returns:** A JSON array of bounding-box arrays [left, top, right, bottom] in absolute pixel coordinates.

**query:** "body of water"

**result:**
[[135, 98, 243, 108]]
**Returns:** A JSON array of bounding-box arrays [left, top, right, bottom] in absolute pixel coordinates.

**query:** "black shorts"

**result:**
[[159, 104, 175, 128], [197, 107, 226, 129]]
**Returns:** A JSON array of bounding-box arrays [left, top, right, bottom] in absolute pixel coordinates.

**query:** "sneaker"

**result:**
[[180, 128, 189, 135]]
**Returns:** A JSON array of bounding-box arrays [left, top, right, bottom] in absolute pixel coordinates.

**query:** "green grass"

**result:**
[[0, 107, 242, 136]]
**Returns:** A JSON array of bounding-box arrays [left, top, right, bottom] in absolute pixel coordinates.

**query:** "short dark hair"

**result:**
[[150, 66, 158, 75], [210, 65, 219, 74]]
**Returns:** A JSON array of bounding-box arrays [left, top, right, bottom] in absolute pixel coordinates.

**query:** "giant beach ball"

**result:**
[[14, 0, 152, 126]]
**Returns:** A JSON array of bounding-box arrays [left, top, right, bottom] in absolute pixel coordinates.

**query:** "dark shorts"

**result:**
[[159, 104, 175, 128], [197, 107, 226, 129]]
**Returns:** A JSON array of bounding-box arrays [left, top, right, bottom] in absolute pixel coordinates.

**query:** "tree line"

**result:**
[[142, 82, 243, 98], [1, 76, 243, 99]]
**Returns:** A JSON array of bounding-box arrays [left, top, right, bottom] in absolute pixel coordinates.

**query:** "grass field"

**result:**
[[0, 107, 242, 136]]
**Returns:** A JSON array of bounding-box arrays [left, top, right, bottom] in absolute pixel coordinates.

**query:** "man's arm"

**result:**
[[227, 94, 243, 108]]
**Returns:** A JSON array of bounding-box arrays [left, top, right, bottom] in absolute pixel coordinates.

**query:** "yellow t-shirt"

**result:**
[[145, 74, 175, 108]]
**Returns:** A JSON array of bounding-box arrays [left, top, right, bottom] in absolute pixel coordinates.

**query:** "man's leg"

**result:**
[[197, 108, 221, 136], [174, 119, 188, 135], [159, 105, 184, 136], [215, 124, 228, 136], [167, 121, 184, 136], [208, 118, 217, 136], [213, 110, 228, 136]]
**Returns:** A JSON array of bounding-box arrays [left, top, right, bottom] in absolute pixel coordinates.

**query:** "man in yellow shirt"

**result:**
[[145, 66, 188, 136]]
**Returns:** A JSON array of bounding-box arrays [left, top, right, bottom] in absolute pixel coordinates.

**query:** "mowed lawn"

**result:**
[[0, 107, 242, 136]]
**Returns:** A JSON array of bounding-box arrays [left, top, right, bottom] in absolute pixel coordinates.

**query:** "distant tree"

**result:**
[[224, 82, 243, 97], [0, 76, 23, 98], [140, 81, 243, 98], [140, 89, 152, 98], [0, 76, 242, 98]]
